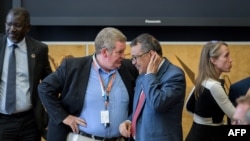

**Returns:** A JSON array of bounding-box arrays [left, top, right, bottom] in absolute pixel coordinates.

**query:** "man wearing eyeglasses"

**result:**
[[119, 33, 186, 141]]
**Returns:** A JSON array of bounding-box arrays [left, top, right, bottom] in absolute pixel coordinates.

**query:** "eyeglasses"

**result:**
[[131, 50, 150, 62]]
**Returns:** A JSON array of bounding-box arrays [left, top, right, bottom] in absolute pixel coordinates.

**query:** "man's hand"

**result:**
[[63, 115, 87, 133], [119, 120, 131, 138], [147, 51, 162, 74]]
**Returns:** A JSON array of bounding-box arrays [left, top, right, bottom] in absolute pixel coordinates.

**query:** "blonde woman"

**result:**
[[185, 41, 235, 141]]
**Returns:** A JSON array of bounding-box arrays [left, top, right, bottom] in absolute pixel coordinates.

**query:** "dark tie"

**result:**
[[5, 44, 17, 114], [131, 91, 145, 137]]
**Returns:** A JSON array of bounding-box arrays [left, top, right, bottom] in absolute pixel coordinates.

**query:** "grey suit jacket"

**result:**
[[132, 58, 186, 141], [0, 35, 52, 136]]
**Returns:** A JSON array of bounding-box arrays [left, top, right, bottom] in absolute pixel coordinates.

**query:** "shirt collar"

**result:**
[[158, 59, 165, 72], [7, 37, 26, 48], [92, 54, 117, 75]]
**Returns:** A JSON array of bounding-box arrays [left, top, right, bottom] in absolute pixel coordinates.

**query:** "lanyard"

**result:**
[[92, 58, 116, 110]]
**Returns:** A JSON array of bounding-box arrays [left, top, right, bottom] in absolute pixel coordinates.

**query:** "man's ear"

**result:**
[[148, 50, 155, 56], [100, 48, 108, 57], [26, 24, 31, 33]]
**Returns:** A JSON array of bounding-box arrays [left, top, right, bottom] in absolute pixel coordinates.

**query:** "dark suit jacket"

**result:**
[[229, 77, 250, 106], [0, 35, 52, 136], [38, 56, 138, 141], [131, 58, 186, 141]]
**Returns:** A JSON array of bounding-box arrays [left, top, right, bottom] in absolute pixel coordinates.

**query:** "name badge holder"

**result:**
[[92, 59, 116, 128]]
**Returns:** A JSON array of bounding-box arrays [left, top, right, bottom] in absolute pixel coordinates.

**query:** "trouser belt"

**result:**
[[79, 131, 118, 141]]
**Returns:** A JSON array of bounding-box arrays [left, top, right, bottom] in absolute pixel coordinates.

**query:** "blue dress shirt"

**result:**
[[0, 38, 31, 114], [78, 55, 129, 138]]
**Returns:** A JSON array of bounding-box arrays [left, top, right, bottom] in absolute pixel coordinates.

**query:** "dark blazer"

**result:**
[[38, 56, 138, 141], [132, 58, 186, 141], [0, 35, 52, 136], [229, 77, 250, 106]]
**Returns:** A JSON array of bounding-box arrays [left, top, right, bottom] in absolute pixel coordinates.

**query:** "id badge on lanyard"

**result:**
[[92, 57, 116, 127]]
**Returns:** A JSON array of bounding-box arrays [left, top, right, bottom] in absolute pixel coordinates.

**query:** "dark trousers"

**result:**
[[0, 110, 40, 141]]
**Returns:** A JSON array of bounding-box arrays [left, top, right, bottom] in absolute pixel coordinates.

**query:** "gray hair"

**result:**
[[130, 33, 162, 56], [94, 27, 127, 54]]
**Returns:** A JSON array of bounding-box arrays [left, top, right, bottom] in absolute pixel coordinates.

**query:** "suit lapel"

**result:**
[[26, 37, 36, 94], [0, 36, 7, 77]]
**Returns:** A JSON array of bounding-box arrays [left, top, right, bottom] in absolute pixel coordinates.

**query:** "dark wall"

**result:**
[[1, 0, 250, 42], [19, 0, 250, 27], [0, 0, 12, 33], [29, 26, 250, 42]]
